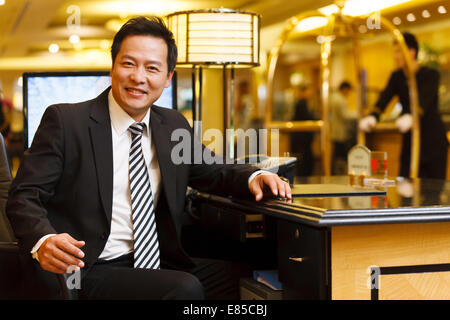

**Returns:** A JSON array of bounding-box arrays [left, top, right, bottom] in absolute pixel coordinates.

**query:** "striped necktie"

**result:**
[[128, 122, 160, 269]]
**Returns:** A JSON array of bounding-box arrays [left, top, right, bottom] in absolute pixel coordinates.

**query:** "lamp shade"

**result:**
[[167, 8, 260, 67]]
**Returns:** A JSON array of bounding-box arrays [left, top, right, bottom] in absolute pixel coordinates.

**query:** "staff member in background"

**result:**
[[290, 84, 317, 176], [359, 32, 448, 179], [330, 81, 357, 174], [6, 16, 291, 300]]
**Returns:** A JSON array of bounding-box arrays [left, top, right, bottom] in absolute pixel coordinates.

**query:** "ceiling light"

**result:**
[[319, 0, 413, 17], [318, 4, 339, 16], [295, 16, 328, 32], [0, 0, 5, 6], [393, 16, 402, 25], [438, 6, 447, 14], [342, 0, 412, 16], [69, 34, 80, 44], [406, 13, 416, 22], [422, 10, 430, 18], [48, 43, 59, 53]]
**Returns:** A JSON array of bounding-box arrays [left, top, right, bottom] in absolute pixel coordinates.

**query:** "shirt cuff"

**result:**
[[31, 234, 56, 262], [247, 170, 276, 188]]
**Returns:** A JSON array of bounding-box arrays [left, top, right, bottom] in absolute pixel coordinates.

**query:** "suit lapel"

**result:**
[[150, 107, 177, 217], [88, 89, 114, 225]]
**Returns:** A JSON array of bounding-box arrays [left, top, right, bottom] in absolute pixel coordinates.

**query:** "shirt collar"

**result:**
[[108, 89, 150, 137]]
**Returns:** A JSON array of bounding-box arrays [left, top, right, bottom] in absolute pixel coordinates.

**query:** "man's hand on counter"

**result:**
[[249, 173, 292, 202]]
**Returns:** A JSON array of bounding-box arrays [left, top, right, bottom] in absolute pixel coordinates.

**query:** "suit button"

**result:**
[[101, 233, 107, 240]]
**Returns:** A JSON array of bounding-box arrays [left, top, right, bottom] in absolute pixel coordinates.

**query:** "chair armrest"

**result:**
[[0, 241, 19, 253], [0, 242, 77, 300]]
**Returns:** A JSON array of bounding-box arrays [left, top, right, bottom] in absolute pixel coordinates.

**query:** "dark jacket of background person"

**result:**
[[372, 66, 448, 178], [290, 98, 317, 176]]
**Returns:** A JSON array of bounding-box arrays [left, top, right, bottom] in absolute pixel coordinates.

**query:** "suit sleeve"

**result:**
[[418, 68, 439, 116], [372, 71, 399, 120], [6, 105, 64, 253]]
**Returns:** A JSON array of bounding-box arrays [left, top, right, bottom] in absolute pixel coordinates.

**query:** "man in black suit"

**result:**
[[6, 16, 291, 299], [359, 32, 448, 178]]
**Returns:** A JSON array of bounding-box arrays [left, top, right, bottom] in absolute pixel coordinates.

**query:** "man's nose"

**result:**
[[130, 66, 146, 83]]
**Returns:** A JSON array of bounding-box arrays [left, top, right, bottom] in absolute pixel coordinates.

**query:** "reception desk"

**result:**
[[193, 176, 450, 300]]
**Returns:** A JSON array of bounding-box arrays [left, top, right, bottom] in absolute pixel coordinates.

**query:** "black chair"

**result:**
[[0, 133, 73, 299]]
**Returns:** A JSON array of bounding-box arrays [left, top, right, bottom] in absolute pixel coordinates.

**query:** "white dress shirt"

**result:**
[[99, 90, 162, 260], [31, 89, 269, 261]]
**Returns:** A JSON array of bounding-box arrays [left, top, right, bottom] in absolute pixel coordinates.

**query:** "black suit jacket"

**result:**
[[6, 88, 257, 297]]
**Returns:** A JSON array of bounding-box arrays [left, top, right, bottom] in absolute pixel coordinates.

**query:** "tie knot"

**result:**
[[129, 122, 146, 136]]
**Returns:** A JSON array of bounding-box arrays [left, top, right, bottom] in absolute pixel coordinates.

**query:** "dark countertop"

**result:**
[[194, 176, 450, 228]]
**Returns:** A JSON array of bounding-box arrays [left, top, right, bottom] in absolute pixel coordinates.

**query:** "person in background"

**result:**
[[330, 81, 357, 174], [359, 32, 448, 179], [290, 84, 317, 177], [0, 88, 11, 138]]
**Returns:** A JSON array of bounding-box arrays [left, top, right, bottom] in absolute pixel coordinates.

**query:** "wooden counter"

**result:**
[[194, 176, 450, 300]]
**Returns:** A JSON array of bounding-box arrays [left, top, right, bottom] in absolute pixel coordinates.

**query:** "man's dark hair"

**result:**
[[111, 16, 177, 73], [401, 32, 419, 59], [339, 81, 352, 91]]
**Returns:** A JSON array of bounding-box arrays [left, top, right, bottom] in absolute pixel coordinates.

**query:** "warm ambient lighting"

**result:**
[[167, 9, 260, 66], [80, 1, 189, 17], [406, 13, 416, 22], [99, 39, 111, 50], [48, 43, 59, 53], [295, 16, 328, 33], [105, 18, 127, 32], [393, 16, 402, 25], [69, 34, 80, 44], [319, 0, 412, 17]]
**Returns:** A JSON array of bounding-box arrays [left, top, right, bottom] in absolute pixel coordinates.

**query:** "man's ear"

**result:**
[[409, 48, 417, 61], [165, 70, 174, 88]]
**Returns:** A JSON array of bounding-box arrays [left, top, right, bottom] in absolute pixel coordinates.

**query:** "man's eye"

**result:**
[[147, 66, 158, 71], [123, 61, 134, 66]]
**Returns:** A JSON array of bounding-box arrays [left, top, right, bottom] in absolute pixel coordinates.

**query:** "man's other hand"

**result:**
[[249, 173, 292, 202], [37, 233, 85, 274]]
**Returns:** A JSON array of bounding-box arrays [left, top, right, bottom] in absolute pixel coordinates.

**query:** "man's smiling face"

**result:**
[[110, 34, 173, 122]]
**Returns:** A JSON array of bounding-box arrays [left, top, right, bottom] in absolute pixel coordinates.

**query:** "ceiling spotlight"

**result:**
[[0, 0, 5, 6], [393, 17, 402, 25], [438, 6, 446, 14], [406, 13, 416, 22], [49, 43, 59, 54], [422, 10, 431, 18], [69, 34, 80, 44]]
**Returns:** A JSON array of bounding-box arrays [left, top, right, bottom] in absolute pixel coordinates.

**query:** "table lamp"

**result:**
[[167, 8, 260, 159]]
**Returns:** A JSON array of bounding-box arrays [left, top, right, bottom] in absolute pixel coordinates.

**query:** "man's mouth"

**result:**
[[126, 88, 148, 96]]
